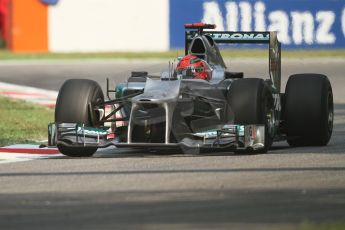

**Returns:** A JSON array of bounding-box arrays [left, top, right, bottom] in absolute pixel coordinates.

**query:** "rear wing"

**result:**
[[185, 28, 281, 92]]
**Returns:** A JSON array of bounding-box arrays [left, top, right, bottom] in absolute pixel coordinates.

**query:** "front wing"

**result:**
[[48, 123, 266, 153]]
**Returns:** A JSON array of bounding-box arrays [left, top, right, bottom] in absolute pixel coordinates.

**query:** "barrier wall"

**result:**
[[48, 0, 169, 52], [9, 0, 48, 52], [4, 0, 169, 52], [3, 0, 345, 52]]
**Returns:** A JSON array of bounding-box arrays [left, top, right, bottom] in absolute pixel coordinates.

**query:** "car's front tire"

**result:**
[[228, 78, 275, 153], [55, 79, 104, 157]]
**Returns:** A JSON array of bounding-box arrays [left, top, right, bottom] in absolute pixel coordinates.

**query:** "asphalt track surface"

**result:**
[[0, 58, 345, 229]]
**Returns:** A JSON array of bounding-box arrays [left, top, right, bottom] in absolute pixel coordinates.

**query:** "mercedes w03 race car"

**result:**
[[48, 23, 334, 157]]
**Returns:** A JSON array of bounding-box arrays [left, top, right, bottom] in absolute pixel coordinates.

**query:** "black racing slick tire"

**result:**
[[55, 79, 104, 157], [228, 78, 275, 153], [284, 74, 333, 146]]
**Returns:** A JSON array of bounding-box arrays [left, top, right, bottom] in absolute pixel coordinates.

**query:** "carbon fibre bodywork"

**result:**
[[48, 25, 282, 154]]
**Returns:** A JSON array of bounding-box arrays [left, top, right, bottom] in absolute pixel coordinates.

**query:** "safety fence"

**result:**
[[0, 0, 343, 52]]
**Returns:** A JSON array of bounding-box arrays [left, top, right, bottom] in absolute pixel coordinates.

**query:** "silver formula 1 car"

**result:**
[[48, 23, 334, 157]]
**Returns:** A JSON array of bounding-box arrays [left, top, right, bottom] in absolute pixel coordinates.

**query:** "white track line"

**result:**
[[0, 145, 62, 164], [0, 81, 58, 107], [0, 153, 34, 164]]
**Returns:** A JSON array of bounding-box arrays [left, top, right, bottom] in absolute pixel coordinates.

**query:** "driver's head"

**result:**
[[176, 55, 211, 81]]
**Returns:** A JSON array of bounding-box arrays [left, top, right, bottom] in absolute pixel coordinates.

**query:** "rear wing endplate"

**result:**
[[185, 30, 281, 92]]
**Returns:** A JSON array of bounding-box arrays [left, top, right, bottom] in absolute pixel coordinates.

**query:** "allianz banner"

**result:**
[[170, 0, 345, 49]]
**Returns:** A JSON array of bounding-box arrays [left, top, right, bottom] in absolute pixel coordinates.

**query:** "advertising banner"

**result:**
[[41, 0, 59, 5], [170, 0, 345, 49]]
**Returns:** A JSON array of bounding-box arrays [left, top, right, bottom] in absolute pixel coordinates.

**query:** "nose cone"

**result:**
[[132, 78, 181, 103]]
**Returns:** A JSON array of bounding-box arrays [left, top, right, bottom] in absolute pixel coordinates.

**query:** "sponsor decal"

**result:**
[[170, 0, 345, 48], [207, 32, 269, 40], [77, 126, 108, 136]]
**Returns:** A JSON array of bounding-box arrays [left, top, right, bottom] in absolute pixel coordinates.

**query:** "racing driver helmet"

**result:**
[[175, 55, 211, 81]]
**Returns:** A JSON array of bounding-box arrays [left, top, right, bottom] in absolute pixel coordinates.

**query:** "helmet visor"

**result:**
[[176, 66, 204, 78]]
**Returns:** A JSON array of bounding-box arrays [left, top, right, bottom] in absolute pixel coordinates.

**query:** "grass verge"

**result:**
[[0, 97, 53, 147], [297, 221, 345, 230], [0, 49, 345, 60]]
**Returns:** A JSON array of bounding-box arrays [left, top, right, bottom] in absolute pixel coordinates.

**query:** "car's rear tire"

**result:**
[[55, 79, 104, 157], [284, 74, 333, 146], [228, 78, 275, 153]]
